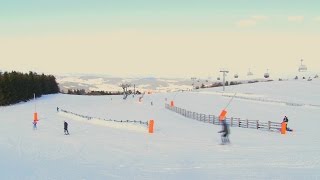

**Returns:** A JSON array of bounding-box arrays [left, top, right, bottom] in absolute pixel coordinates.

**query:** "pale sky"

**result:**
[[1, 0, 320, 78]]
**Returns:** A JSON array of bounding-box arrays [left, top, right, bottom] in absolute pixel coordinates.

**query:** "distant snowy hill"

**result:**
[[57, 75, 194, 92], [56, 75, 269, 93], [56, 72, 319, 93]]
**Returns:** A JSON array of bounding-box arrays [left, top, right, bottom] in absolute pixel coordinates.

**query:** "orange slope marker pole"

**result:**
[[149, 120, 154, 133], [34, 112, 38, 121], [219, 109, 227, 121], [33, 93, 38, 121], [218, 93, 236, 121], [171, 90, 180, 107], [170, 100, 174, 107], [281, 122, 286, 134]]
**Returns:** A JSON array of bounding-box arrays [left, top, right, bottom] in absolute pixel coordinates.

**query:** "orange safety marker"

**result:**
[[34, 112, 38, 121], [148, 120, 154, 133], [281, 122, 286, 134], [170, 100, 174, 107], [219, 109, 227, 121], [219, 93, 236, 121], [33, 93, 39, 121]]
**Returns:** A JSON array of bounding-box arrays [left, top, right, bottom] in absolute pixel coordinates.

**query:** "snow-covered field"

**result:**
[[0, 79, 320, 179]]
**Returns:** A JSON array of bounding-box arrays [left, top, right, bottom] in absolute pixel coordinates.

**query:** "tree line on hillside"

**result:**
[[64, 89, 142, 96], [196, 80, 272, 89], [0, 71, 59, 106], [196, 81, 243, 89]]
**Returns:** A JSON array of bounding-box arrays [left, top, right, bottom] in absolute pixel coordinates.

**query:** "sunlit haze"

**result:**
[[1, 0, 319, 78]]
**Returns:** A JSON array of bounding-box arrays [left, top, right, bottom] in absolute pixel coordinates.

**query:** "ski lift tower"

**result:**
[[191, 77, 197, 90], [133, 84, 136, 95], [220, 69, 229, 91], [247, 68, 253, 76]]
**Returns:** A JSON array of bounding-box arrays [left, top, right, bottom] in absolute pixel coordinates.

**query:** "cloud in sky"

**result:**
[[288, 16, 304, 22], [236, 19, 257, 28], [2, 31, 320, 78], [252, 16, 269, 21], [236, 15, 269, 28]]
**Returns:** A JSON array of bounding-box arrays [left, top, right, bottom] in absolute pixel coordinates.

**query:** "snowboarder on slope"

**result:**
[[64, 121, 69, 135], [218, 119, 230, 144]]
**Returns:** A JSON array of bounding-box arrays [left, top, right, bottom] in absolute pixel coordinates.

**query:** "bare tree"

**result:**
[[120, 83, 131, 99]]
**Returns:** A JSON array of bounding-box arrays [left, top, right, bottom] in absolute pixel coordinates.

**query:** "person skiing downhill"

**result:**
[[218, 119, 230, 144], [64, 121, 69, 135], [33, 120, 37, 130]]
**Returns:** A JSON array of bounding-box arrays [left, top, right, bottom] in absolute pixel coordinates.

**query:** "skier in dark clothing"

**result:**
[[57, 107, 59, 112], [33, 120, 37, 130], [64, 121, 69, 135], [283, 116, 293, 131], [218, 120, 230, 144]]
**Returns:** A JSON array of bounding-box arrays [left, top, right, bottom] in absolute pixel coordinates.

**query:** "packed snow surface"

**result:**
[[0, 79, 319, 179]]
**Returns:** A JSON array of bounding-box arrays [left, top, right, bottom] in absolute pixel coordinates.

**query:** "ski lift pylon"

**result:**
[[247, 68, 253, 76]]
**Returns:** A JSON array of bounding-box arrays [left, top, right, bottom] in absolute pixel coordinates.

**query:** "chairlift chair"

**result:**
[[298, 65, 307, 72], [264, 69, 270, 78], [298, 59, 307, 72]]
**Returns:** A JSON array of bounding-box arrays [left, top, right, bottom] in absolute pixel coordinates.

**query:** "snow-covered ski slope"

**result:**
[[0, 79, 319, 179]]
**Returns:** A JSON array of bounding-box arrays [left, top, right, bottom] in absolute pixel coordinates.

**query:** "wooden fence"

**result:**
[[165, 104, 281, 132], [59, 109, 148, 126]]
